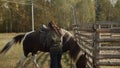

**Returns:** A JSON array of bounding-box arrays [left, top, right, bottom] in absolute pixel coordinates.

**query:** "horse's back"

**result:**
[[23, 31, 50, 56]]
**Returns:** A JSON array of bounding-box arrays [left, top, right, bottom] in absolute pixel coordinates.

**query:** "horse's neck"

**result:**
[[61, 29, 73, 37], [61, 29, 73, 43]]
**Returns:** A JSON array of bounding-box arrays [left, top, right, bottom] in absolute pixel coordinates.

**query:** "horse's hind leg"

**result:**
[[16, 54, 26, 68], [31, 54, 40, 68], [20, 55, 26, 68]]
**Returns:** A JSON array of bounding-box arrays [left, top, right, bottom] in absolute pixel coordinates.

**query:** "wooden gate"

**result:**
[[73, 21, 120, 68]]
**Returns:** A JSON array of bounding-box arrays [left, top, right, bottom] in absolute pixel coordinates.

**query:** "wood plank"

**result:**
[[86, 55, 93, 66], [100, 46, 120, 50], [78, 41, 93, 51], [77, 33, 93, 39], [93, 31, 100, 68], [78, 37, 92, 45], [97, 29, 120, 33], [97, 54, 120, 59], [87, 61, 93, 68], [77, 42, 93, 57], [98, 38, 120, 42], [97, 62, 120, 66]]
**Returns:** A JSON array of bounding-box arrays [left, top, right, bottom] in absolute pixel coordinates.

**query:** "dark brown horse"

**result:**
[[0, 28, 86, 68]]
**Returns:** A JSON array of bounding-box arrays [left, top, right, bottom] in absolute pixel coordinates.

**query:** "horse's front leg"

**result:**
[[31, 54, 40, 68]]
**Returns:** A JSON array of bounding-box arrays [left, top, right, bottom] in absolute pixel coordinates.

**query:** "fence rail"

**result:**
[[73, 21, 120, 68]]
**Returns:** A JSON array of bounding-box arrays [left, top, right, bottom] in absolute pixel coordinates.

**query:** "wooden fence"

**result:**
[[73, 22, 120, 68]]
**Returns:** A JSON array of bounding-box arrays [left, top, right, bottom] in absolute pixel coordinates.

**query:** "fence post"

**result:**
[[93, 24, 100, 68]]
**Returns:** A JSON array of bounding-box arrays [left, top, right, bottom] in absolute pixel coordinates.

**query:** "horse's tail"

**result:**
[[0, 34, 25, 55]]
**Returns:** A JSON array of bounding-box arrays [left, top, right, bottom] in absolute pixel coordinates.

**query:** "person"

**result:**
[[47, 21, 63, 68]]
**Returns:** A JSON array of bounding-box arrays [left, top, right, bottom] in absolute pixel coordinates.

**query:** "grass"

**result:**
[[0, 33, 23, 68], [101, 66, 120, 68], [0, 33, 120, 68]]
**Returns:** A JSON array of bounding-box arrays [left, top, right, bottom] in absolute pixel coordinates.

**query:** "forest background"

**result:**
[[0, 0, 120, 33]]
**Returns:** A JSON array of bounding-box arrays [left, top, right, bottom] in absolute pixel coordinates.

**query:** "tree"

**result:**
[[76, 0, 95, 23], [95, 0, 120, 21]]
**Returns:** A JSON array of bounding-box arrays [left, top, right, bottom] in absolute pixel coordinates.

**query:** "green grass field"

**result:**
[[0, 33, 120, 68]]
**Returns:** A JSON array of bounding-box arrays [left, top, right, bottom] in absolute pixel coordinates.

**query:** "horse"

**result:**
[[0, 29, 86, 68]]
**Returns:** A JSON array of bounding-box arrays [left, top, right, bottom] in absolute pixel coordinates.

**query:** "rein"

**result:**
[[49, 21, 62, 37]]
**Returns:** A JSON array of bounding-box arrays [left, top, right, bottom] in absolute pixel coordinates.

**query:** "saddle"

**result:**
[[40, 25, 48, 32], [39, 25, 49, 44]]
